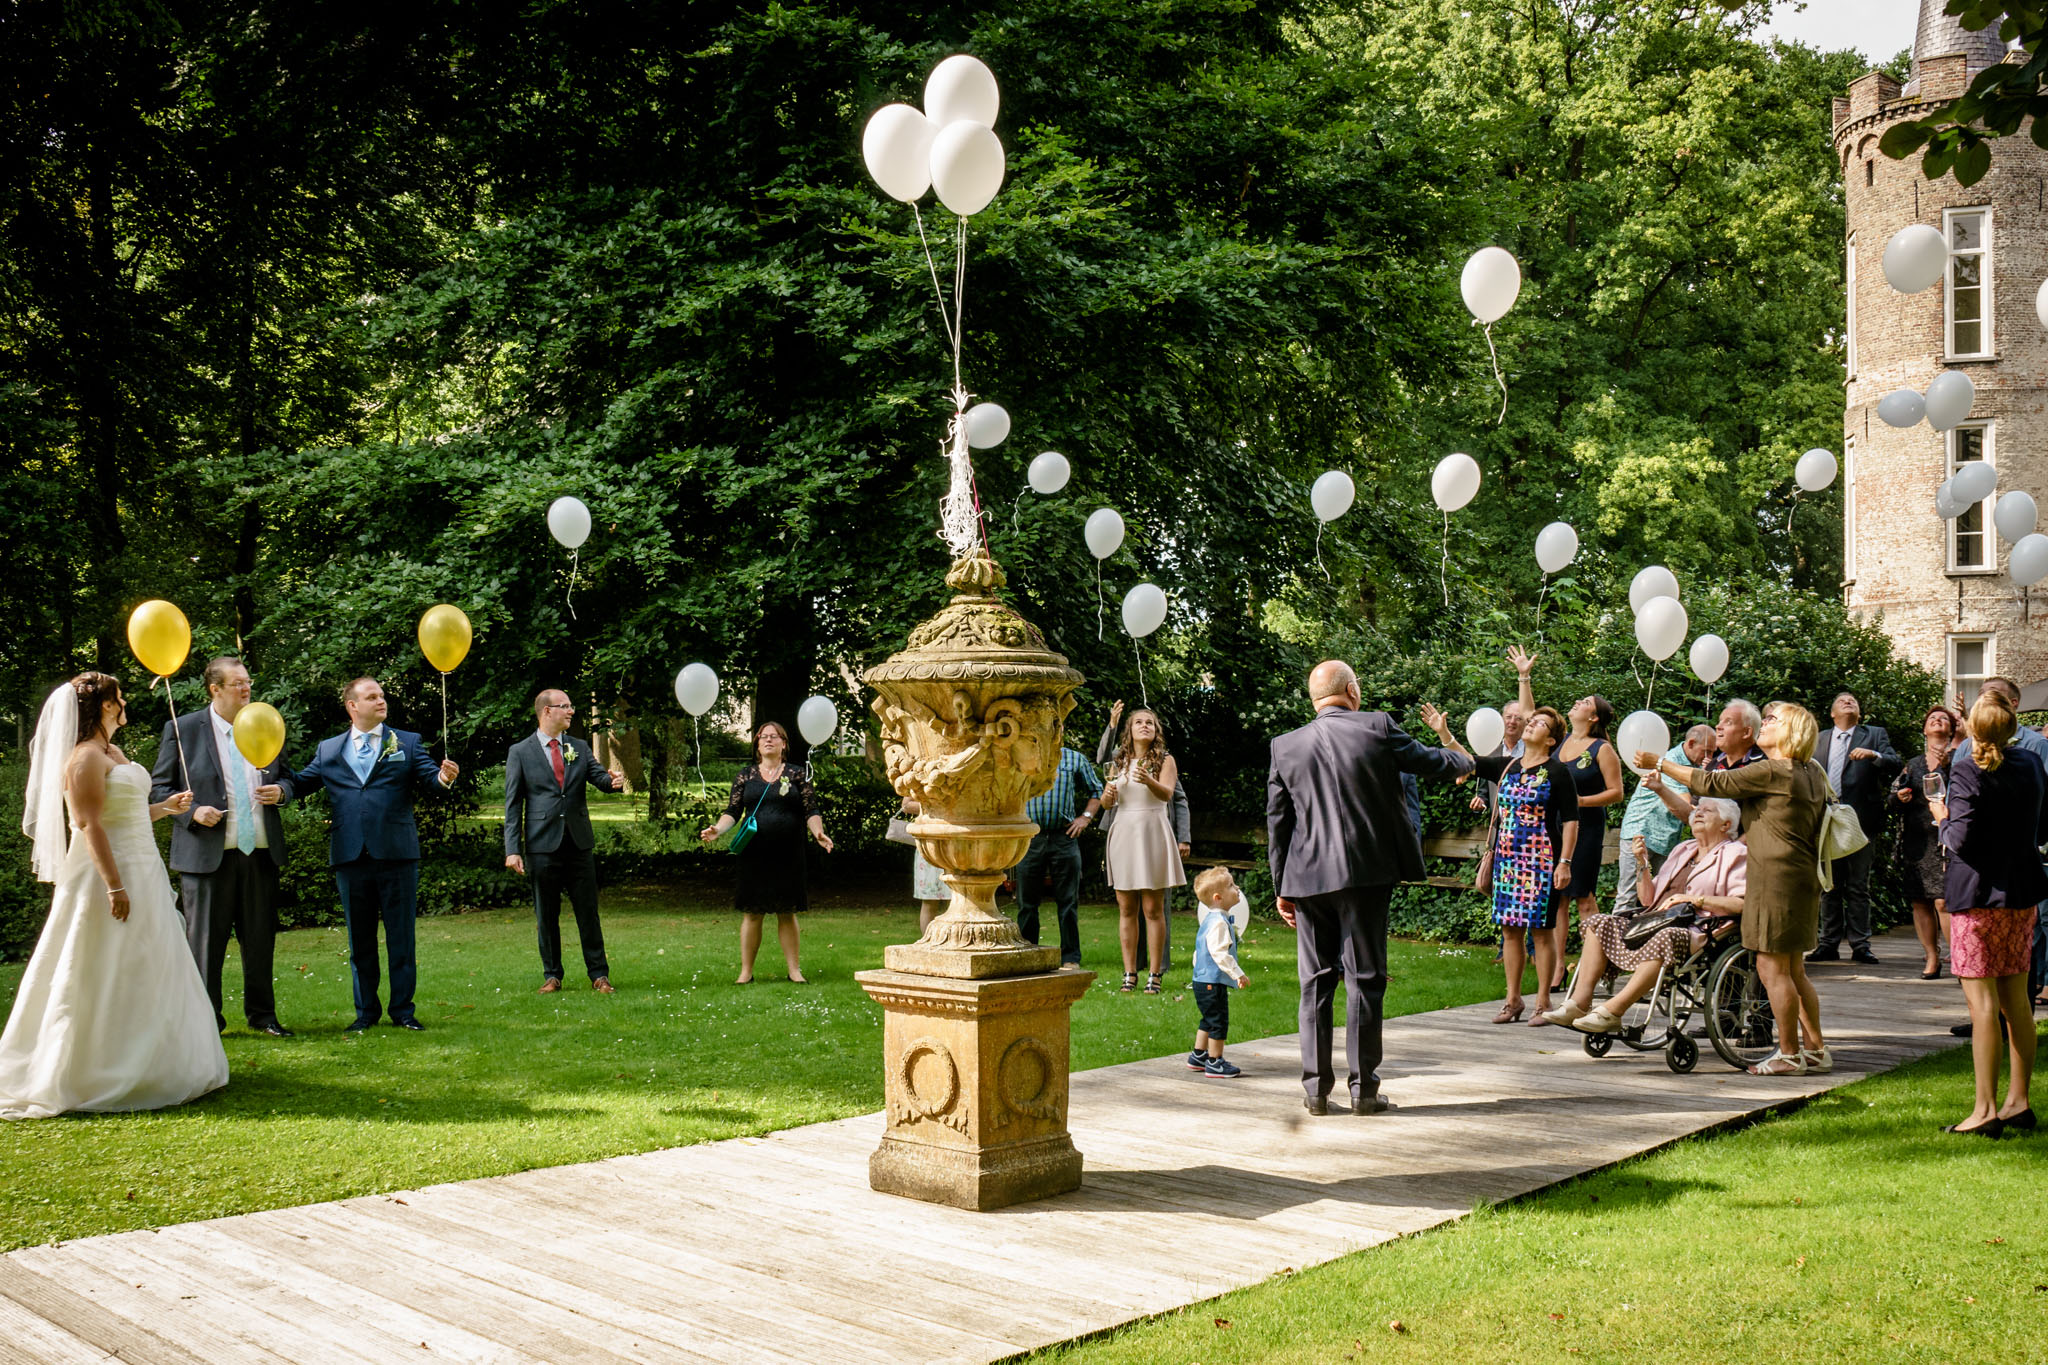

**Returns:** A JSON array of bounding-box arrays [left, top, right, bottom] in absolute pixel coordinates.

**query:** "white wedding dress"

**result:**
[[0, 762, 228, 1119]]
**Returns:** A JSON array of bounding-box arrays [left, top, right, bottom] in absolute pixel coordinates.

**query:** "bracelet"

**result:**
[[107, 887, 125, 895]]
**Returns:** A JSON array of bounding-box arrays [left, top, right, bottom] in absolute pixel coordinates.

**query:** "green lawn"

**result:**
[[0, 892, 1507, 1250], [1022, 1031, 2048, 1364]]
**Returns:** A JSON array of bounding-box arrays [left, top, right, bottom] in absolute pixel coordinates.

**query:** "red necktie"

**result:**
[[548, 737, 565, 786]]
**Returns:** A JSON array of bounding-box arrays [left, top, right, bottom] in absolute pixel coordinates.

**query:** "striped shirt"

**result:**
[[1027, 748, 1104, 829]]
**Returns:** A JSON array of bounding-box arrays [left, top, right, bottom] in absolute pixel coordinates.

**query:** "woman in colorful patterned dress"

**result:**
[[1432, 703, 1580, 1023]]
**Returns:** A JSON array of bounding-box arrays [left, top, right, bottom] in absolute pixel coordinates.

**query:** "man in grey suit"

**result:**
[[1268, 660, 1473, 1115], [149, 656, 293, 1036], [1809, 691, 1901, 965], [505, 689, 627, 993]]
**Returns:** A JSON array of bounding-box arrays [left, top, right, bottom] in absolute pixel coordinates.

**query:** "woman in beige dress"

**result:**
[[1635, 702, 1831, 1076], [1101, 707, 1186, 994]]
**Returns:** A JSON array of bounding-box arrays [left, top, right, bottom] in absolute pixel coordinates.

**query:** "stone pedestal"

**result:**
[[858, 551, 1092, 1210], [855, 967, 1094, 1209]]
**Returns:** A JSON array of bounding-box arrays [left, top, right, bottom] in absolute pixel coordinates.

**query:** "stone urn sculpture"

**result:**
[[854, 551, 1095, 1209]]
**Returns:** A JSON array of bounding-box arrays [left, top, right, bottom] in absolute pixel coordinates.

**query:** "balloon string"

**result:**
[[1011, 484, 1028, 533], [1482, 319, 1507, 425], [1786, 491, 1801, 553], [1132, 635, 1148, 708], [1096, 560, 1105, 641], [566, 548, 579, 620], [158, 675, 191, 790], [1535, 572, 1551, 646], [1316, 520, 1329, 580], [951, 216, 968, 407], [1440, 510, 1451, 608], [692, 714, 705, 793], [440, 671, 449, 761], [1644, 659, 1661, 714], [911, 205, 959, 355]]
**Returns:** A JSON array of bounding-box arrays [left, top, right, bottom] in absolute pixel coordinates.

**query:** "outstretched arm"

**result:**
[[1508, 645, 1537, 719]]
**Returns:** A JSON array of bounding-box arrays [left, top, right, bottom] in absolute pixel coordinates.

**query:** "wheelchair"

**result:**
[[1574, 918, 1777, 1073]]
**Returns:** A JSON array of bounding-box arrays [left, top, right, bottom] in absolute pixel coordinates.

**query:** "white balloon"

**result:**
[[861, 103, 935, 202], [2012, 533, 2048, 586], [1950, 459, 1997, 504], [547, 496, 591, 550], [1084, 507, 1125, 559], [797, 695, 840, 748], [1311, 470, 1356, 522], [923, 54, 999, 129], [1027, 451, 1070, 495], [963, 401, 1010, 448], [1431, 452, 1482, 512], [1616, 711, 1672, 776], [1461, 246, 1522, 324], [1634, 595, 1688, 662], [1882, 224, 1949, 294], [1628, 565, 1681, 614], [2037, 277, 2048, 333], [929, 120, 1005, 216], [674, 663, 719, 717], [1534, 521, 1579, 574], [1936, 479, 1967, 520], [1689, 633, 1729, 684], [1924, 370, 1975, 431], [1121, 582, 1168, 639], [1995, 490, 2038, 542], [1875, 389, 1927, 428], [1795, 448, 1838, 493], [1465, 706, 1505, 757]]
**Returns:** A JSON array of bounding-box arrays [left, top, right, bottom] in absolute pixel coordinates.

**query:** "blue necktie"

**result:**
[[350, 730, 376, 783], [227, 746, 256, 855]]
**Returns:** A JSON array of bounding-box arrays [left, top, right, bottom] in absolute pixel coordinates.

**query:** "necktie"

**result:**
[[352, 730, 376, 782], [227, 746, 256, 855], [549, 737, 566, 786], [1828, 730, 1849, 793]]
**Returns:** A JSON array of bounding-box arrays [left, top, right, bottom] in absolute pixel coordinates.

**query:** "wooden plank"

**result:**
[[0, 1251, 278, 1365], [0, 1289, 114, 1365]]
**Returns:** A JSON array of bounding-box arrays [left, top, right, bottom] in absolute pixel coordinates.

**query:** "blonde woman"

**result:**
[[1636, 702, 1830, 1076], [1100, 708, 1185, 994]]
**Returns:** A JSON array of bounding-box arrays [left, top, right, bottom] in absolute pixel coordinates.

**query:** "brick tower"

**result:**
[[1834, 4, 2048, 700]]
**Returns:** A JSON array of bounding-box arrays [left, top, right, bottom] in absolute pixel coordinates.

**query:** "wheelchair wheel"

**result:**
[[1705, 946, 1775, 1071], [1666, 1032, 1698, 1073], [1583, 1032, 1613, 1057]]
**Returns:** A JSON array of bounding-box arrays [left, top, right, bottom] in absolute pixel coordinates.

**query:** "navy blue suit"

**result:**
[[284, 725, 450, 1026]]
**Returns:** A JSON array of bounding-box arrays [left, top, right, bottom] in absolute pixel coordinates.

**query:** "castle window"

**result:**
[[1845, 234, 1857, 378], [1949, 423, 1996, 573], [1864, 160, 1873, 186], [1945, 207, 1992, 358], [1948, 634, 1994, 703]]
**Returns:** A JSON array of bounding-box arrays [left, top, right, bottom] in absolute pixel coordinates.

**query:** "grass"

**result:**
[[0, 890, 1508, 1250], [1020, 1031, 2048, 1365]]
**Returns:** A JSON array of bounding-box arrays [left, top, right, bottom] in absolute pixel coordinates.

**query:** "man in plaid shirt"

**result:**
[[1015, 746, 1104, 968]]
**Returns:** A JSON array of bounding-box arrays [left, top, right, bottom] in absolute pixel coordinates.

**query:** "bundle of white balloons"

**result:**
[[861, 55, 1008, 216]]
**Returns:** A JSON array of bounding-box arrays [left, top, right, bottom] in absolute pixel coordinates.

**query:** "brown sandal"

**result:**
[[1492, 1002, 1525, 1025]]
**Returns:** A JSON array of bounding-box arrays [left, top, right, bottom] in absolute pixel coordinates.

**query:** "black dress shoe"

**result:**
[[1351, 1094, 1394, 1115], [1851, 948, 1881, 966], [1951, 1022, 1975, 1038], [393, 1018, 425, 1031], [1943, 1117, 2005, 1138], [1805, 947, 1840, 963], [1999, 1107, 2037, 1131], [1303, 1095, 1330, 1116], [345, 1019, 376, 1033], [253, 1022, 295, 1037]]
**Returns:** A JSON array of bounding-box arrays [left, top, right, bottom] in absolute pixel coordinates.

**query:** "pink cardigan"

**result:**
[[1645, 837, 1748, 911]]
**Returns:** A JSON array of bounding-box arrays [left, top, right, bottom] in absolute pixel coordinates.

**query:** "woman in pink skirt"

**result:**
[[1930, 690, 2048, 1137]]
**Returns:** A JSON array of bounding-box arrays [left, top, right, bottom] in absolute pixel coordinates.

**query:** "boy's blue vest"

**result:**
[[1192, 907, 1241, 986]]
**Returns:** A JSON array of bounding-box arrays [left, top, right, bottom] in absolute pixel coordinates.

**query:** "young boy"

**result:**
[[1186, 866, 1251, 1078]]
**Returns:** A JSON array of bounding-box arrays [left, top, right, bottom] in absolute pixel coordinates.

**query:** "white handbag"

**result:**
[[1816, 773, 1869, 891]]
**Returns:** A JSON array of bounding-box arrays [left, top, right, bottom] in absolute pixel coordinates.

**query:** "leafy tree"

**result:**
[[1880, 1, 2048, 186]]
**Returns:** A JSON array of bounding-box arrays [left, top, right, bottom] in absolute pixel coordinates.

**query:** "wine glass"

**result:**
[[1922, 770, 1946, 803]]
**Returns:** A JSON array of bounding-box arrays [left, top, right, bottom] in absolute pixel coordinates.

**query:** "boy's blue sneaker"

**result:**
[[1201, 1055, 1241, 1078], [1186, 1049, 1207, 1071]]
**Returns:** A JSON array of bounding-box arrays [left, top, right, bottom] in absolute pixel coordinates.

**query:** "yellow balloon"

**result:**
[[418, 604, 472, 673], [232, 702, 286, 769], [127, 600, 192, 678]]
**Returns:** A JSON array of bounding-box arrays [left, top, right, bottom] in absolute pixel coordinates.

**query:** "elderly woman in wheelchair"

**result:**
[[1541, 797, 1747, 1033]]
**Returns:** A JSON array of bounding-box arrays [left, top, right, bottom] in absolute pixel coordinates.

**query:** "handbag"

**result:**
[[1621, 903, 1698, 950], [885, 815, 918, 846], [1816, 772, 1870, 891], [727, 782, 772, 854]]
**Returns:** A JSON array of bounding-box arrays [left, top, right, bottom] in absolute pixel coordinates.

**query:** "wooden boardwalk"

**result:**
[[0, 933, 1965, 1364]]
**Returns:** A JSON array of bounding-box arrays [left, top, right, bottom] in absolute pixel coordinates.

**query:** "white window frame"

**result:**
[[1843, 438, 1857, 583], [1845, 233, 1857, 379], [1948, 633, 1995, 704], [1948, 422, 1997, 575], [1944, 205, 1994, 359]]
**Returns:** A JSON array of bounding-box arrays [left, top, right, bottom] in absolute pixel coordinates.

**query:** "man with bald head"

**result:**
[[1268, 660, 1474, 1115], [505, 689, 628, 993]]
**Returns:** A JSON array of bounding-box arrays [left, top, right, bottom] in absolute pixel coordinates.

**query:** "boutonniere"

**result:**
[[380, 731, 401, 762], [562, 742, 579, 765], [778, 775, 791, 796]]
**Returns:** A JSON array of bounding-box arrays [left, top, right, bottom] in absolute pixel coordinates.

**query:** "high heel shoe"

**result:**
[[1120, 972, 1137, 994], [1144, 972, 1163, 995]]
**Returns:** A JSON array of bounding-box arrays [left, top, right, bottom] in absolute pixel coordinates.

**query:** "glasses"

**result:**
[[546, 703, 574, 710]]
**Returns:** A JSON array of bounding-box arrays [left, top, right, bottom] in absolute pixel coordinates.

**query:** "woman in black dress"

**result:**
[[1894, 704, 1960, 978], [1554, 692, 1623, 990], [699, 721, 834, 983]]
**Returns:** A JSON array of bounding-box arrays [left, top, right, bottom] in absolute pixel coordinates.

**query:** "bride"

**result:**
[[0, 673, 228, 1118]]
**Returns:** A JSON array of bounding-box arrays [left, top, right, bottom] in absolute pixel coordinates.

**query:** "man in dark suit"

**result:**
[[504, 689, 627, 993], [1268, 660, 1473, 1115], [281, 677, 458, 1031], [1810, 691, 1902, 965], [148, 656, 293, 1036]]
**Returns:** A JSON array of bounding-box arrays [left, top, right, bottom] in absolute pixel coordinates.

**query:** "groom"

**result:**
[[282, 677, 458, 1031], [504, 689, 627, 993]]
